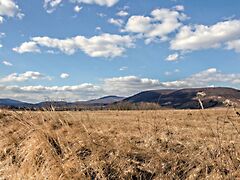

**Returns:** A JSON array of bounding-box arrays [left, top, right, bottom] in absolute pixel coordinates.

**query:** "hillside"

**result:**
[[124, 87, 240, 109], [0, 99, 32, 108]]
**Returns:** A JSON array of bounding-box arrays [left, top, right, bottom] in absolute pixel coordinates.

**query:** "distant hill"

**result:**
[[84, 96, 125, 105], [0, 99, 32, 108], [123, 87, 240, 109], [1, 87, 239, 110], [124, 89, 176, 103]]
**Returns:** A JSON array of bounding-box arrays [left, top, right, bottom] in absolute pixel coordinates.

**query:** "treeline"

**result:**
[[0, 102, 162, 111], [107, 102, 161, 110]]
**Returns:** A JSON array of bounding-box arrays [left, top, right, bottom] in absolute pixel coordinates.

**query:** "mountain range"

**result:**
[[0, 87, 239, 110]]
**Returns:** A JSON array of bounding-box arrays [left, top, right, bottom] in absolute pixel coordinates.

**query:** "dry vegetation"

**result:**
[[0, 108, 240, 179]]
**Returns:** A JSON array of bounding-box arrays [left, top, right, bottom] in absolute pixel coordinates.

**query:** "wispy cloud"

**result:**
[[2, 61, 13, 66], [116, 10, 128, 17], [108, 18, 124, 27]]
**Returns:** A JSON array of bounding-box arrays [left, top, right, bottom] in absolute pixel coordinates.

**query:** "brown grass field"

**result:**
[[0, 108, 240, 179]]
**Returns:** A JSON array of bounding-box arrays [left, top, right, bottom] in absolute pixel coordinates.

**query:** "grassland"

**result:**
[[0, 108, 240, 179]]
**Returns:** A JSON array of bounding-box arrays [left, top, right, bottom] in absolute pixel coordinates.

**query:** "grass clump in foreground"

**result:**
[[0, 108, 239, 179]]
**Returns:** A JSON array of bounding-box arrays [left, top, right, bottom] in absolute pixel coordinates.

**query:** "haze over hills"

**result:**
[[0, 87, 239, 110]]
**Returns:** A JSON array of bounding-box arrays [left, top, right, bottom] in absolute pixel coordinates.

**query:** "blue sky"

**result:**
[[0, 0, 240, 102]]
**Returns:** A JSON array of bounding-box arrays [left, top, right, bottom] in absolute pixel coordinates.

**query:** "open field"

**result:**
[[0, 108, 240, 179]]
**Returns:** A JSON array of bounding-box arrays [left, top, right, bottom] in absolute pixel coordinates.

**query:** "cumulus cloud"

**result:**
[[103, 76, 162, 95], [2, 61, 13, 66], [0, 16, 3, 23], [124, 7, 187, 43], [108, 18, 124, 27], [0, 83, 103, 102], [1, 68, 240, 102], [165, 53, 179, 61], [116, 10, 128, 17], [70, 0, 119, 7], [162, 68, 240, 88], [12, 83, 100, 93], [171, 20, 240, 51], [0, 0, 23, 19], [173, 5, 184, 11], [60, 73, 69, 79], [14, 34, 135, 58], [0, 71, 48, 83], [44, 0, 118, 13], [74, 5, 82, 13], [13, 42, 41, 54], [44, 0, 62, 13], [103, 68, 240, 95], [226, 39, 240, 52]]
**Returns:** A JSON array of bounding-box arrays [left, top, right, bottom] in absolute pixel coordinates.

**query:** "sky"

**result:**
[[0, 0, 240, 102]]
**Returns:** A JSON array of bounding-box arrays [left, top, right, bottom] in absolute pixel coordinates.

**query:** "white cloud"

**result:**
[[74, 5, 82, 13], [116, 10, 128, 17], [226, 39, 240, 52], [0, 16, 3, 23], [96, 13, 106, 17], [13, 42, 40, 54], [44, 0, 62, 13], [161, 68, 240, 88], [0, 32, 6, 37], [108, 18, 124, 27], [0, 32, 5, 48], [44, 0, 118, 13], [103, 68, 240, 95], [103, 76, 162, 95], [2, 61, 13, 66], [0, 0, 23, 20], [60, 73, 69, 79], [70, 0, 119, 7], [124, 8, 187, 42], [173, 5, 184, 11], [165, 53, 179, 61], [0, 71, 47, 83], [119, 66, 128, 71], [171, 20, 240, 51], [1, 68, 239, 102], [14, 34, 135, 58], [0, 83, 103, 102], [96, 26, 101, 31]]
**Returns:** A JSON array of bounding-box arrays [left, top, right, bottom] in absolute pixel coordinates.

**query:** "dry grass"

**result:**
[[0, 108, 240, 179]]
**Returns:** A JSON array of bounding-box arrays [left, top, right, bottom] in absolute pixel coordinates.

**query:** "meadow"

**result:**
[[0, 108, 239, 179]]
